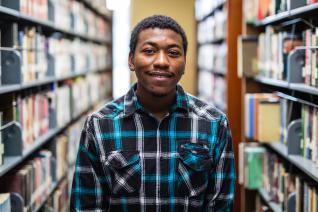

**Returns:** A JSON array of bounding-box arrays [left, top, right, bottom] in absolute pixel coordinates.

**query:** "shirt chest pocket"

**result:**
[[104, 150, 141, 195], [177, 142, 213, 197]]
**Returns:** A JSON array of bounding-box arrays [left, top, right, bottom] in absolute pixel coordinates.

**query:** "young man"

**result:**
[[71, 15, 235, 211]]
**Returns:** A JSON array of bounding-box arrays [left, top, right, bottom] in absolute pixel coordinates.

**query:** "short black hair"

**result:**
[[129, 15, 188, 55]]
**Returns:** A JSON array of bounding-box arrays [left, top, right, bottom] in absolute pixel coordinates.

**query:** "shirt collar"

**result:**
[[123, 83, 189, 117]]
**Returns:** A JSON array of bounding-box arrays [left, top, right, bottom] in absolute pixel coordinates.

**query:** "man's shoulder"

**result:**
[[89, 95, 126, 120], [186, 93, 227, 122]]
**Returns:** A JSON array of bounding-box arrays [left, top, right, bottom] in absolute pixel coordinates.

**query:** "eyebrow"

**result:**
[[142, 41, 182, 50]]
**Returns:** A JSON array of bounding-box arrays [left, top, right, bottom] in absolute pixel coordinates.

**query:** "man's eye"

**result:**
[[168, 50, 181, 57], [143, 49, 155, 54]]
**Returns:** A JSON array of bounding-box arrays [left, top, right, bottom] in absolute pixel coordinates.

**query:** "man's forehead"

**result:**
[[137, 28, 183, 46]]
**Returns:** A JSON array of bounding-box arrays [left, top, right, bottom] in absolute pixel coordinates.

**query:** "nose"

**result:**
[[153, 51, 169, 69]]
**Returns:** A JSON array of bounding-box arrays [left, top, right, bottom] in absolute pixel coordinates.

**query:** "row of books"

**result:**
[[195, 0, 225, 21], [197, 9, 227, 44], [19, 0, 49, 20], [238, 26, 318, 87], [50, 0, 111, 39], [69, 73, 111, 119], [245, 92, 318, 165], [244, 0, 318, 23], [198, 43, 227, 72], [48, 36, 110, 78], [257, 26, 304, 81], [0, 112, 86, 211], [0, 150, 54, 211], [1, 23, 111, 83], [240, 144, 318, 212], [5, 0, 111, 39], [198, 71, 227, 111], [0, 72, 111, 157]]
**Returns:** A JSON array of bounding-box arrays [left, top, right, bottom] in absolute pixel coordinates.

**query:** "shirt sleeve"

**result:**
[[70, 117, 110, 211], [205, 116, 236, 212]]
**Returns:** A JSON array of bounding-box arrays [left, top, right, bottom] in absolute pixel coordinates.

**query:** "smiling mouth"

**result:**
[[148, 71, 173, 78]]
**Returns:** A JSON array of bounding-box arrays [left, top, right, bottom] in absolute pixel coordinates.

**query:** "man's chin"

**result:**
[[149, 91, 169, 97]]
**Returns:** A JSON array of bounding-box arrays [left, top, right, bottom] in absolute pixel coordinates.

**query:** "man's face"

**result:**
[[129, 28, 186, 97]]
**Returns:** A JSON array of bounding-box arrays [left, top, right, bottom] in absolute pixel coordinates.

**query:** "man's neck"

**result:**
[[136, 87, 176, 121]]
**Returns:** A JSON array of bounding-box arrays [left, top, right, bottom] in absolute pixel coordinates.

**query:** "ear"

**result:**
[[128, 53, 135, 72]]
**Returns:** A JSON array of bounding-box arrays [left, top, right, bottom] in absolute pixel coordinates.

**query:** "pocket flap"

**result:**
[[106, 150, 140, 169], [179, 143, 212, 172]]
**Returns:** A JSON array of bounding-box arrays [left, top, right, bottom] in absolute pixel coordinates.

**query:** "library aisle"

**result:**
[[1, 0, 318, 211]]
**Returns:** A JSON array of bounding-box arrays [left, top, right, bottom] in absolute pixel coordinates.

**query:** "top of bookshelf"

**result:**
[[250, 3, 318, 27]]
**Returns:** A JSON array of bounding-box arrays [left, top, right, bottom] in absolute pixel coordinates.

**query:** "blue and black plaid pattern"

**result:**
[[70, 84, 236, 212]]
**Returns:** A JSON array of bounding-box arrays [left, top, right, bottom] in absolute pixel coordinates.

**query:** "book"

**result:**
[[257, 99, 281, 142], [245, 93, 280, 142], [55, 135, 68, 180], [237, 36, 259, 78], [0, 193, 11, 212], [243, 145, 265, 189]]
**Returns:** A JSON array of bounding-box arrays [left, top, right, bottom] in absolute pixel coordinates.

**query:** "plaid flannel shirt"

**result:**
[[70, 84, 236, 212]]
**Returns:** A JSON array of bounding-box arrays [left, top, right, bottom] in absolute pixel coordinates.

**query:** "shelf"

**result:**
[[258, 188, 282, 212], [254, 11, 290, 27], [251, 3, 318, 27], [199, 68, 226, 76], [0, 68, 110, 95], [0, 6, 110, 45], [0, 84, 21, 95], [253, 76, 289, 89], [0, 5, 19, 18], [212, 69, 226, 76], [251, 76, 318, 96], [266, 143, 318, 183], [198, 38, 226, 45], [198, 0, 226, 22], [289, 3, 318, 18], [0, 101, 97, 177], [289, 83, 318, 96]]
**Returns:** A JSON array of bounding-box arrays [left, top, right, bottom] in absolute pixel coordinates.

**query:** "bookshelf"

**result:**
[[258, 188, 283, 212], [195, 0, 242, 210], [239, 1, 318, 211], [0, 0, 112, 211]]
